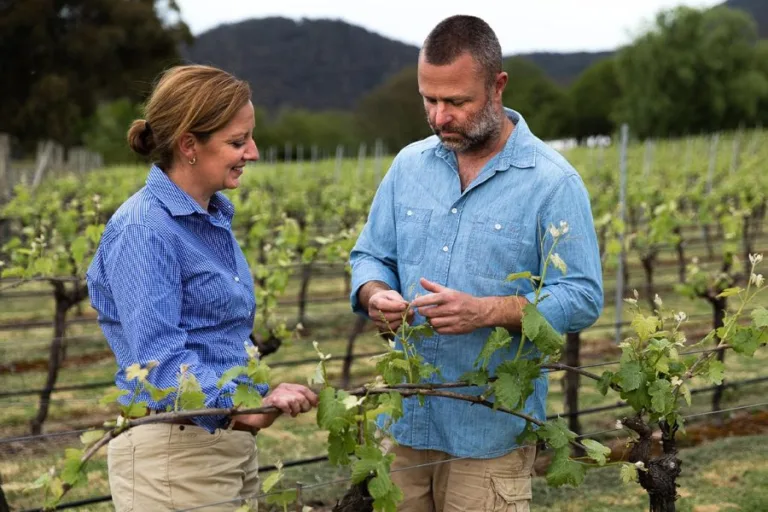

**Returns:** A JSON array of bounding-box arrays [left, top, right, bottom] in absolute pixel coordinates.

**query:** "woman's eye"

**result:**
[[231, 141, 245, 148]]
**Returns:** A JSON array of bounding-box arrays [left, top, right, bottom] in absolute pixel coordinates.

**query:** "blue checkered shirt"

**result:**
[[87, 165, 268, 433]]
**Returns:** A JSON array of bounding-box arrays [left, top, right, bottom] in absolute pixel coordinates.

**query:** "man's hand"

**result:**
[[235, 383, 319, 430], [369, 289, 414, 334], [410, 278, 528, 334], [358, 281, 414, 334], [409, 278, 488, 335]]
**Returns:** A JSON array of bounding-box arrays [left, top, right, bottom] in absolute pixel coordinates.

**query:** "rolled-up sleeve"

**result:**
[[349, 163, 401, 315], [524, 174, 604, 334], [106, 224, 235, 432]]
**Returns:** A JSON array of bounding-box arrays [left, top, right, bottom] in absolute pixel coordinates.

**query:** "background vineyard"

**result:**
[[1, 128, 767, 511]]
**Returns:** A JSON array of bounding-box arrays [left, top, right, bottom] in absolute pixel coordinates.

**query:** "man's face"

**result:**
[[418, 52, 506, 154]]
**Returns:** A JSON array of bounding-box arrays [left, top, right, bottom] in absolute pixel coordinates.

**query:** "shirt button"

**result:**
[[407, 210, 413, 216], [495, 223, 502, 230], [442, 246, 449, 252], [451, 208, 458, 214], [234, 276, 240, 282]]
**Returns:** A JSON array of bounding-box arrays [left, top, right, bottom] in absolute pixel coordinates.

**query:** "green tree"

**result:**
[[502, 57, 572, 140], [82, 98, 144, 165], [568, 58, 621, 141], [0, 0, 191, 148], [613, 5, 768, 138], [354, 66, 433, 151]]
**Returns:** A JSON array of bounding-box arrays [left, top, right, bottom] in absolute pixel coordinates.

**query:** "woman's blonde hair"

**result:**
[[127, 65, 251, 169]]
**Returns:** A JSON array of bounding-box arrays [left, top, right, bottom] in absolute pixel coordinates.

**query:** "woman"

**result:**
[[86, 64, 317, 511]]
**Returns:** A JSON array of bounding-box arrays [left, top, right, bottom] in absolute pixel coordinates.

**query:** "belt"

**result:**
[[124, 408, 259, 436]]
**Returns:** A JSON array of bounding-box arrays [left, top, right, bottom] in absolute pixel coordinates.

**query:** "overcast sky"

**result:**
[[175, 0, 722, 54]]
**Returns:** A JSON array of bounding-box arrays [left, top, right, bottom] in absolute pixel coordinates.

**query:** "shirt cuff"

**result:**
[[350, 259, 401, 315], [524, 288, 568, 334]]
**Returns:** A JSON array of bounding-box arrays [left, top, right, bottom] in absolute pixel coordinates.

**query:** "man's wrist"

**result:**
[[358, 280, 393, 311], [478, 295, 527, 331]]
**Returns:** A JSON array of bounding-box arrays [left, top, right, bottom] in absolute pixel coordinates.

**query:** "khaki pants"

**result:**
[[383, 440, 536, 512], [107, 423, 259, 511]]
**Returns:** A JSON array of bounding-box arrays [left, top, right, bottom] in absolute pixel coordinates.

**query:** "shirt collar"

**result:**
[[145, 164, 235, 222], [432, 107, 537, 170]]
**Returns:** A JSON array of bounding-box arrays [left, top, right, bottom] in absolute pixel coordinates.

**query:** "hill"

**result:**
[[181, 0, 766, 113], [724, 0, 768, 38], [180, 17, 418, 112]]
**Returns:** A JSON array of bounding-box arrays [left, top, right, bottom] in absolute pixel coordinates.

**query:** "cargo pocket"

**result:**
[[486, 474, 532, 512], [108, 437, 136, 512]]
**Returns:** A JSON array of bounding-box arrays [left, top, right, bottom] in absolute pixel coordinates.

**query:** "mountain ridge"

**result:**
[[181, 0, 765, 113]]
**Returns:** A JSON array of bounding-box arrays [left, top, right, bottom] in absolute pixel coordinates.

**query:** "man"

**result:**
[[348, 14, 603, 511]]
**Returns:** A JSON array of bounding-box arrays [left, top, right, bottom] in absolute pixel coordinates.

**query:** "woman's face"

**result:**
[[193, 101, 259, 193]]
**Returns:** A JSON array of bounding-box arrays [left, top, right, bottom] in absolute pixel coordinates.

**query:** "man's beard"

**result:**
[[429, 97, 504, 154]]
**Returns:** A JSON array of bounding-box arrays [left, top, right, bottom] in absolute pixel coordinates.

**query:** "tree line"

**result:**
[[2, 2, 767, 164]]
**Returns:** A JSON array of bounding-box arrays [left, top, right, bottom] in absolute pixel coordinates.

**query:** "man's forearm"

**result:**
[[357, 280, 393, 312], [478, 295, 529, 331]]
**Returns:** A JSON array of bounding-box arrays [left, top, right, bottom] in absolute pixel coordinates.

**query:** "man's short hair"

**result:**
[[421, 15, 503, 86]]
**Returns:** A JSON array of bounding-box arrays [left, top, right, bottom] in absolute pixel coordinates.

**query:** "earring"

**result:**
[[189, 156, 197, 165]]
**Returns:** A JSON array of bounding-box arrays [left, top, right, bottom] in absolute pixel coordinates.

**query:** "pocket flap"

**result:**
[[397, 204, 432, 223], [490, 475, 532, 502]]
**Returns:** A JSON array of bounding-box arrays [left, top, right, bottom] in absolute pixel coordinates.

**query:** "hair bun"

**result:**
[[127, 119, 156, 156]]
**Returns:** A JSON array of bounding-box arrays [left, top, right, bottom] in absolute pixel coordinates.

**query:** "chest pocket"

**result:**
[[395, 204, 432, 265], [466, 215, 523, 280]]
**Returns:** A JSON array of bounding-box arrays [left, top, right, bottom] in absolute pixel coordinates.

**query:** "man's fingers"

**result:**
[[371, 297, 409, 312], [410, 293, 445, 308], [420, 278, 449, 294], [419, 304, 456, 318]]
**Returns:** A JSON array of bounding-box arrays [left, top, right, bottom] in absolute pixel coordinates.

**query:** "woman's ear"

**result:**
[[178, 132, 197, 163]]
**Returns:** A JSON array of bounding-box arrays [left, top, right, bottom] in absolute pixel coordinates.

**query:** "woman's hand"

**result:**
[[235, 383, 319, 430]]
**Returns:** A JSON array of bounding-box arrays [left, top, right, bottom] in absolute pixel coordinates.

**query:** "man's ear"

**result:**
[[495, 71, 509, 98]]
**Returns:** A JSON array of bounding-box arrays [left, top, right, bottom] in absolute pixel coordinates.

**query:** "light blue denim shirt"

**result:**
[[349, 108, 604, 459]]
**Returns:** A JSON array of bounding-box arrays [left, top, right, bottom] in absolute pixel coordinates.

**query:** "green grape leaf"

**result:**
[[649, 380, 674, 415], [730, 327, 765, 357], [459, 369, 489, 387], [368, 471, 394, 499], [79, 430, 105, 447], [620, 463, 638, 484], [351, 445, 383, 484], [752, 307, 768, 329], [217, 366, 248, 388], [121, 402, 148, 418], [537, 418, 577, 450], [317, 388, 354, 434], [99, 387, 129, 406], [475, 327, 511, 370], [522, 304, 563, 356], [631, 314, 659, 341], [704, 359, 726, 385], [597, 371, 614, 396], [178, 373, 206, 411], [582, 439, 611, 466], [233, 384, 263, 408], [717, 287, 742, 298], [493, 373, 522, 411], [144, 381, 175, 403], [60, 448, 86, 487], [617, 362, 644, 392], [546, 448, 585, 487]]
